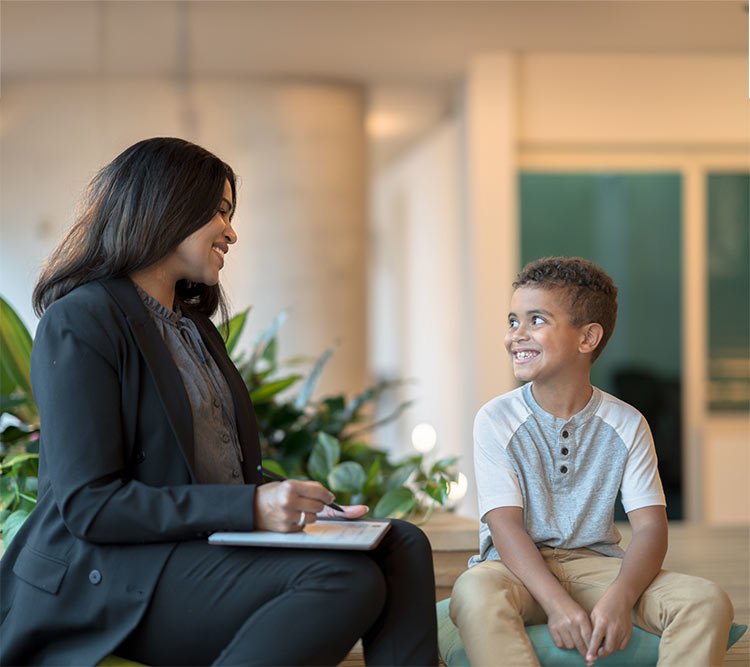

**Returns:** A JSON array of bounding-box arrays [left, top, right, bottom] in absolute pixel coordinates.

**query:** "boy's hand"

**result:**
[[585, 588, 633, 665], [546, 595, 593, 659]]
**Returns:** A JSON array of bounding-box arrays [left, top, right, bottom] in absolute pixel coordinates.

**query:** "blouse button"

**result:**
[[232, 469, 240, 478], [561, 447, 569, 456], [88, 570, 102, 585], [562, 430, 569, 438], [560, 465, 568, 474], [222, 433, 230, 443]]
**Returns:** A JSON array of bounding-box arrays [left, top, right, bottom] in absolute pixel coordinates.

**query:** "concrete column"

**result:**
[[192, 81, 369, 399]]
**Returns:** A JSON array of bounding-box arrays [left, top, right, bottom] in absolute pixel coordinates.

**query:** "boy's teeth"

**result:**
[[515, 351, 536, 359]]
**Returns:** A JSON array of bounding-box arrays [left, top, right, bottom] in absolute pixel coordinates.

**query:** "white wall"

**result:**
[[370, 119, 470, 507], [372, 53, 749, 521], [0, 79, 369, 398]]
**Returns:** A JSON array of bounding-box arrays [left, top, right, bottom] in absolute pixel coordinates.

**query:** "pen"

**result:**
[[258, 466, 345, 513]]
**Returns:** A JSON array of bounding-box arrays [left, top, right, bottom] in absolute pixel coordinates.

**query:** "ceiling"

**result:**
[[3, 0, 745, 169], [2, 1, 747, 84]]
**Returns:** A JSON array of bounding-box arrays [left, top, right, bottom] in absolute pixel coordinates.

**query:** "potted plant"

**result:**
[[0, 297, 458, 548], [0, 296, 39, 548]]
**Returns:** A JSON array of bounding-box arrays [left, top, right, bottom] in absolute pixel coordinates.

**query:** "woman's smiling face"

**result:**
[[169, 179, 236, 286]]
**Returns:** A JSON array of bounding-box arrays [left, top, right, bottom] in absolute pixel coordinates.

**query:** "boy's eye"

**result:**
[[508, 319, 519, 328], [531, 315, 545, 325]]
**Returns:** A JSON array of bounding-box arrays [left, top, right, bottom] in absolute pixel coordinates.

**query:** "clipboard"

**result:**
[[208, 519, 391, 551]]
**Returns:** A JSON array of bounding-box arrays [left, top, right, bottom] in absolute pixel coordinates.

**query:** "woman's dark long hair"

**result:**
[[32, 137, 237, 324]]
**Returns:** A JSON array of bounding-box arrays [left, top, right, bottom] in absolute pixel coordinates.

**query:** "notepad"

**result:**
[[208, 519, 391, 551]]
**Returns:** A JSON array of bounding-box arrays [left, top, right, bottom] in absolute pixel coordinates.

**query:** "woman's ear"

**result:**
[[579, 323, 604, 355]]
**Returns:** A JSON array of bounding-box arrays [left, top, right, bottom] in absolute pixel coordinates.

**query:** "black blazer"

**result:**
[[0, 278, 264, 666]]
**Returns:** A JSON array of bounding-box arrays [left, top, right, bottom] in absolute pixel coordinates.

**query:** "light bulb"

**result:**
[[411, 423, 437, 453]]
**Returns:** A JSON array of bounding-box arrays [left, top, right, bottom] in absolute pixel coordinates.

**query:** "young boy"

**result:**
[[450, 257, 733, 666]]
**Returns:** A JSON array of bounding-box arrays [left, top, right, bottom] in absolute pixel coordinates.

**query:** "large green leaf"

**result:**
[[2, 508, 29, 548], [0, 452, 39, 472], [0, 296, 33, 398], [430, 456, 460, 474], [372, 488, 416, 519], [220, 308, 250, 356], [327, 461, 367, 494], [308, 433, 340, 484], [249, 312, 288, 371], [424, 479, 450, 504], [343, 398, 415, 440], [342, 379, 405, 422], [260, 458, 287, 479], [249, 375, 301, 404], [364, 457, 384, 495], [293, 346, 334, 410], [385, 461, 419, 491]]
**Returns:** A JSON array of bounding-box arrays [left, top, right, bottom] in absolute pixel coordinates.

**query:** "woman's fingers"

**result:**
[[254, 480, 338, 532], [318, 504, 369, 519]]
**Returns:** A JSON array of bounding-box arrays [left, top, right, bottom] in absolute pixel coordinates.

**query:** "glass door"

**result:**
[[520, 172, 684, 519]]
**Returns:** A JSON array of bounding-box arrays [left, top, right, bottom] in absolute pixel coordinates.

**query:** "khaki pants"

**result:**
[[449, 548, 734, 667]]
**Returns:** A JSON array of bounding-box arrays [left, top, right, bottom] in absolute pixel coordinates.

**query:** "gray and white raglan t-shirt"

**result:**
[[469, 383, 665, 567]]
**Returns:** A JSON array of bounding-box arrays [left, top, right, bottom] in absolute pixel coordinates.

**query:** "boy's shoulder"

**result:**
[[475, 384, 646, 430], [474, 385, 530, 432], [595, 387, 647, 428]]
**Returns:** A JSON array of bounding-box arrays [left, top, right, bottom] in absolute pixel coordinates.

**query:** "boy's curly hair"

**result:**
[[513, 257, 618, 361]]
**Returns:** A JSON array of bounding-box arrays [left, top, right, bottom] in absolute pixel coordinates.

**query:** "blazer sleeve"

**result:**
[[31, 291, 257, 543]]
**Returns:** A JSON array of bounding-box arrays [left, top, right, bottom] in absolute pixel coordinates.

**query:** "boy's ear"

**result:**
[[579, 323, 604, 355]]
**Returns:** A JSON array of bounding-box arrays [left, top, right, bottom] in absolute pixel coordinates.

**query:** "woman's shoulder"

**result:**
[[39, 279, 135, 336]]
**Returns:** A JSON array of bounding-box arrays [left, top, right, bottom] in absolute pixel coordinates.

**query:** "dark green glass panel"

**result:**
[[707, 173, 749, 412], [519, 172, 683, 519]]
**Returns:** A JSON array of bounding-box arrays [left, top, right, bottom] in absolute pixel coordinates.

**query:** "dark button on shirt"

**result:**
[[561, 447, 569, 456], [562, 430, 569, 438], [560, 465, 568, 474]]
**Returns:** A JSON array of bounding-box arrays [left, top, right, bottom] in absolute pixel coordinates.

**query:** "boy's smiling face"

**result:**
[[505, 286, 592, 385]]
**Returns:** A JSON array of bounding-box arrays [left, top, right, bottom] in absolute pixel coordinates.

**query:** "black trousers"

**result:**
[[116, 520, 439, 666]]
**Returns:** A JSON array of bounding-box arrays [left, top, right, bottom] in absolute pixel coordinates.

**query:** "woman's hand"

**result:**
[[254, 480, 337, 532]]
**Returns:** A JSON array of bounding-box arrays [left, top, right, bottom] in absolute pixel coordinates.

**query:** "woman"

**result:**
[[0, 138, 438, 666]]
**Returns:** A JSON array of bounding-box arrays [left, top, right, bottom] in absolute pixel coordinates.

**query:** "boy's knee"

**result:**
[[450, 565, 517, 624], [696, 579, 734, 619], [664, 575, 734, 622]]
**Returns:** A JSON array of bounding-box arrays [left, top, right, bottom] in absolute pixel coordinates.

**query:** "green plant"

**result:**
[[222, 309, 458, 519], [0, 297, 458, 547], [0, 296, 40, 548]]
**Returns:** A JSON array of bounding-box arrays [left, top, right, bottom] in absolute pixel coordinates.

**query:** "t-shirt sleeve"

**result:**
[[619, 416, 666, 513], [473, 406, 524, 522]]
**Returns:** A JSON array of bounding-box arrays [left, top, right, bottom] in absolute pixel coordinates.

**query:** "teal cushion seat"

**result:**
[[437, 598, 747, 667]]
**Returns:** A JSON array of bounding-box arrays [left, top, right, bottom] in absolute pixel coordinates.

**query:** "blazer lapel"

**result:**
[[100, 278, 197, 477]]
